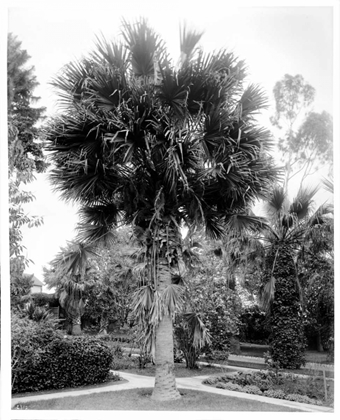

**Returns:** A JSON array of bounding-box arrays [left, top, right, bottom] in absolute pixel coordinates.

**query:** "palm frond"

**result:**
[[161, 284, 185, 316], [182, 312, 211, 348], [322, 177, 333, 194], [239, 84, 269, 118], [265, 185, 288, 216], [259, 276, 276, 312], [179, 23, 204, 64], [225, 213, 269, 233], [50, 241, 99, 277], [92, 35, 129, 70], [121, 17, 169, 78], [290, 185, 318, 219]]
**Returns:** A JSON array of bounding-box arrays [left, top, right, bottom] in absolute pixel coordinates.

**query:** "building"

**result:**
[[30, 275, 44, 294]]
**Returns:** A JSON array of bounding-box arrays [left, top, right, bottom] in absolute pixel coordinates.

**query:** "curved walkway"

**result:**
[[12, 370, 333, 412]]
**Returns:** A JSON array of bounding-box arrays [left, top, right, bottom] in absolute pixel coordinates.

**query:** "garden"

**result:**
[[8, 16, 334, 412]]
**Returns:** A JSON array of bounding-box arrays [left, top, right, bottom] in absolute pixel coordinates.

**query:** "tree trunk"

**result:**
[[72, 315, 82, 336], [316, 330, 324, 352], [151, 257, 181, 401]]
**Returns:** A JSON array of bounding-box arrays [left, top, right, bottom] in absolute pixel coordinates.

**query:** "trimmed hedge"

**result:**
[[31, 292, 59, 307], [12, 314, 113, 394]]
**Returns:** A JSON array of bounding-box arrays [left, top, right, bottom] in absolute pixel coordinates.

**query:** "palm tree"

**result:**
[[44, 18, 278, 400], [50, 242, 98, 335], [258, 185, 333, 368]]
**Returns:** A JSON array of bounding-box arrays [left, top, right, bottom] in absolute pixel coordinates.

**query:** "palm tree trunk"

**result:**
[[71, 315, 82, 336], [151, 257, 181, 401]]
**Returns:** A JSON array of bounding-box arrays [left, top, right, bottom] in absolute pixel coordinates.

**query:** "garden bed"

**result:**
[[202, 369, 334, 407]]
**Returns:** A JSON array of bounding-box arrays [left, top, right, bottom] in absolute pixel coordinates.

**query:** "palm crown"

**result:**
[[45, 19, 277, 244]]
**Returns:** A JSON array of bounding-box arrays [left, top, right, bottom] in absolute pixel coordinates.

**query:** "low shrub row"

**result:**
[[202, 370, 332, 406], [12, 313, 114, 394]]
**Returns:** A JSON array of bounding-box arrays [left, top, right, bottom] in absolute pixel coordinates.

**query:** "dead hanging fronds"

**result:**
[[259, 276, 276, 312], [161, 284, 185, 316], [181, 312, 211, 349]]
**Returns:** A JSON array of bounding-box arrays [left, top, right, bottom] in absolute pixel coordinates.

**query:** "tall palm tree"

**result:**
[[258, 185, 333, 368], [44, 18, 278, 400]]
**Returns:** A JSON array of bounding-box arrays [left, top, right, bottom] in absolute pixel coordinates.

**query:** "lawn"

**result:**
[[14, 388, 301, 411]]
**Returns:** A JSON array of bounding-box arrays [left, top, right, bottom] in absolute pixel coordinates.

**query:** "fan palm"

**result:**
[[50, 242, 99, 335], [258, 185, 333, 368], [44, 18, 278, 400]]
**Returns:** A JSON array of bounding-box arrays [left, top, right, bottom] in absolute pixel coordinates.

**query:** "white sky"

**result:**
[[3, 0, 339, 285]]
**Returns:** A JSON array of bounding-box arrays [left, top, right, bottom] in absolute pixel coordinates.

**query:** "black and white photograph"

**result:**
[[1, 0, 338, 418]]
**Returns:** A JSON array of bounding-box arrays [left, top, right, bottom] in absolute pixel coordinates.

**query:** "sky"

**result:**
[[3, 0, 339, 288]]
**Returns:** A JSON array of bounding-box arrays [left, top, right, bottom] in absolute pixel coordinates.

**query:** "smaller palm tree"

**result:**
[[50, 242, 99, 335], [258, 185, 333, 368]]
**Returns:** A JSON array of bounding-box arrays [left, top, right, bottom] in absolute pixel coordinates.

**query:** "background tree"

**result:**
[[8, 33, 46, 288], [271, 74, 332, 191], [44, 227, 137, 334], [44, 18, 278, 400], [82, 227, 137, 333]]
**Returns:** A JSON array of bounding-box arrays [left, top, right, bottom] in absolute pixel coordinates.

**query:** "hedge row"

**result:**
[[12, 314, 113, 394]]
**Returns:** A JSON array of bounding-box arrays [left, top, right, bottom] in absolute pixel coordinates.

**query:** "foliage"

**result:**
[[43, 17, 278, 399], [256, 186, 333, 367], [174, 312, 211, 368], [298, 218, 334, 351], [204, 369, 329, 405], [184, 247, 242, 353], [12, 314, 113, 393], [44, 227, 138, 333], [10, 273, 34, 308], [82, 228, 138, 331], [20, 301, 56, 322], [7, 33, 46, 174], [264, 246, 307, 369], [8, 33, 46, 283], [31, 292, 59, 307], [11, 312, 63, 390], [239, 305, 270, 344]]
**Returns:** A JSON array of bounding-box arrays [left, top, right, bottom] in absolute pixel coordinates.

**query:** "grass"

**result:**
[[14, 388, 301, 411]]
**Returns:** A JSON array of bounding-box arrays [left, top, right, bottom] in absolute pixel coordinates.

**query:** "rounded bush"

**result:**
[[263, 389, 286, 399], [285, 393, 323, 405], [243, 385, 263, 395], [12, 316, 113, 394], [223, 382, 244, 392]]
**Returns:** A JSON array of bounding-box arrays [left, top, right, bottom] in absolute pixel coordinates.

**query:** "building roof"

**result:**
[[31, 275, 44, 287]]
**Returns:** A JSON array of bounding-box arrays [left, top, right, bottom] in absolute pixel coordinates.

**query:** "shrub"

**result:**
[[202, 377, 219, 385], [31, 292, 59, 307], [239, 305, 270, 344], [12, 315, 113, 394], [222, 382, 244, 392], [263, 389, 286, 399], [285, 393, 323, 405], [242, 385, 263, 395]]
